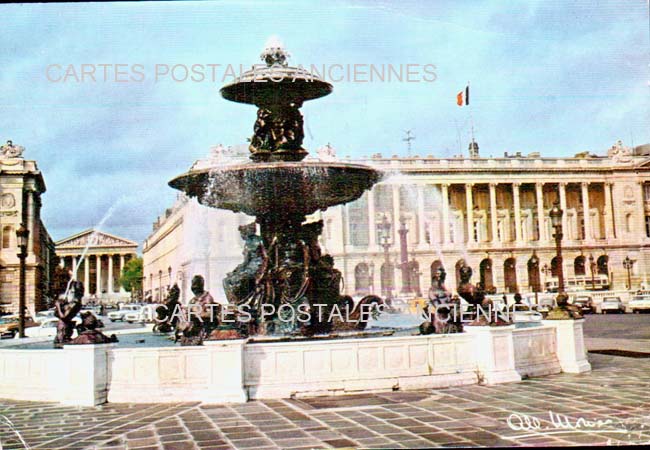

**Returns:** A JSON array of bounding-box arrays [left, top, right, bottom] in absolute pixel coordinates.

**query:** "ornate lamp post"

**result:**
[[16, 224, 29, 338], [529, 252, 540, 306], [398, 217, 412, 294], [623, 256, 634, 290], [589, 254, 596, 291], [549, 200, 565, 294], [541, 263, 550, 292], [378, 214, 393, 300]]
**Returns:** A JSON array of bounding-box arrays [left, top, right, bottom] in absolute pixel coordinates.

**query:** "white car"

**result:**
[[123, 305, 156, 324], [35, 309, 56, 322], [108, 304, 143, 322], [629, 295, 650, 313], [600, 296, 625, 314], [19, 317, 81, 338]]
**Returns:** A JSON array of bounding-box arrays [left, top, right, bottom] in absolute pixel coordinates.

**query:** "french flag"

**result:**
[[456, 85, 469, 106]]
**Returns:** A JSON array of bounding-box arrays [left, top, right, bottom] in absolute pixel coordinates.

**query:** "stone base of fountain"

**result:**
[[0, 320, 590, 406]]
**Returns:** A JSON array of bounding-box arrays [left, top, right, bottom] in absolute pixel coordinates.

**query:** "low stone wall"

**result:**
[[0, 321, 591, 406]]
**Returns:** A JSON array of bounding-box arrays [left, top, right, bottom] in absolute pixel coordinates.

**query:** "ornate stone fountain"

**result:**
[[169, 45, 382, 337]]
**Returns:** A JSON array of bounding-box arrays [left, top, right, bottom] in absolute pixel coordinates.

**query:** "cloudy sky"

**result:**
[[1, 0, 648, 246]]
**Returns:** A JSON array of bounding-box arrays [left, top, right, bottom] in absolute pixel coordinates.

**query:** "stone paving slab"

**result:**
[[2, 353, 650, 449]]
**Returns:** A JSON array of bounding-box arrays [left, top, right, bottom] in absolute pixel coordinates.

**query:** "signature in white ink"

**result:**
[[504, 410, 649, 442], [0, 415, 30, 450]]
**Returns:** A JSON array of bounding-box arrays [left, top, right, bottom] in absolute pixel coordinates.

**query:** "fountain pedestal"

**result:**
[[464, 325, 521, 384], [542, 319, 591, 373]]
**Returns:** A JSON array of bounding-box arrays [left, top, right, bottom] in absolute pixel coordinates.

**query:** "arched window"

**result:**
[[574, 256, 586, 276], [2, 226, 12, 248], [597, 255, 609, 275], [504, 258, 518, 293], [479, 258, 494, 292], [354, 263, 371, 295]]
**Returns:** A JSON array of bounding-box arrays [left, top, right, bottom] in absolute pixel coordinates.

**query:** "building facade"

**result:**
[[55, 229, 138, 302], [0, 140, 56, 315], [143, 141, 650, 303]]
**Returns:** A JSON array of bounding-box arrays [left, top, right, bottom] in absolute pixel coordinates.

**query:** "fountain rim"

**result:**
[[168, 160, 383, 189], [220, 66, 333, 105]]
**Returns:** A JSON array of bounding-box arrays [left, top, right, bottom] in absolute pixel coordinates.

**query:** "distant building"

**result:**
[[55, 229, 138, 302], [143, 140, 650, 302], [0, 140, 56, 314]]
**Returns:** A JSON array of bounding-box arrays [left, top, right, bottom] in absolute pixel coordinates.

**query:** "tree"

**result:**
[[119, 257, 143, 300], [50, 265, 71, 301]]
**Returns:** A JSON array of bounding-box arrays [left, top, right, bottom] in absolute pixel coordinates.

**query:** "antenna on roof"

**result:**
[[403, 129, 415, 156]]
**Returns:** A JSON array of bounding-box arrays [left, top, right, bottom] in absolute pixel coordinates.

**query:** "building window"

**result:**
[[1, 226, 12, 248], [626, 213, 633, 233], [646, 216, 650, 238]]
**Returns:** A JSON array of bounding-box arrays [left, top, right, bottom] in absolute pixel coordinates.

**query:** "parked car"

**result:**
[[108, 304, 143, 322], [123, 305, 157, 324], [35, 309, 56, 322], [513, 310, 543, 323], [600, 296, 626, 314], [0, 315, 39, 339], [628, 295, 650, 314], [18, 317, 81, 338], [571, 295, 595, 314], [534, 296, 556, 317]]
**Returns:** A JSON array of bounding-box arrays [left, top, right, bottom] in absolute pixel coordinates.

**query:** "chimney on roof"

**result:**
[[468, 140, 479, 158]]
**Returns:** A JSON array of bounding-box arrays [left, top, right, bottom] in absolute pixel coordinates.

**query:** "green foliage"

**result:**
[[119, 257, 143, 293]]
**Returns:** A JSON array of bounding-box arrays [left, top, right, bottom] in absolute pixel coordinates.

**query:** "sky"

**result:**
[[1, 0, 649, 246]]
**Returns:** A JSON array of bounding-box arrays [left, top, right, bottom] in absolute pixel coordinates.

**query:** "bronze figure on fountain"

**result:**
[[53, 280, 84, 348], [457, 261, 510, 326], [420, 266, 463, 335]]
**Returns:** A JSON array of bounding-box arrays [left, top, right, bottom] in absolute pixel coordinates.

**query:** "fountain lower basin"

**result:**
[[169, 161, 381, 217]]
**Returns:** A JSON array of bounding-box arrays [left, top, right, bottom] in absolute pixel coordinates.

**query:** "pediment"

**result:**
[[55, 229, 138, 249]]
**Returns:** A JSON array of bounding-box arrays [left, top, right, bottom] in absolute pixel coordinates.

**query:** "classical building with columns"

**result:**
[[0, 140, 57, 314], [143, 140, 650, 303], [55, 230, 138, 302]]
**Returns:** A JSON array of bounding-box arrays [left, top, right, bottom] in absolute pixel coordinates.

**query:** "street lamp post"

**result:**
[[378, 214, 393, 300], [398, 217, 411, 294], [549, 200, 565, 294], [16, 224, 30, 339], [529, 252, 540, 306], [589, 254, 596, 291], [623, 256, 634, 290]]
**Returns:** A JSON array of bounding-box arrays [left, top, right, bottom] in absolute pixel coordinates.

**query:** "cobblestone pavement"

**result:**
[[2, 353, 650, 449]]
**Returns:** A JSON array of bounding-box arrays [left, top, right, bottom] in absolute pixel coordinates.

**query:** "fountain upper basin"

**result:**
[[169, 161, 381, 217]]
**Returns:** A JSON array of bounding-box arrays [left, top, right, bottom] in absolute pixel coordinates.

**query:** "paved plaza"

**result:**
[[0, 351, 649, 449], [1, 314, 649, 449]]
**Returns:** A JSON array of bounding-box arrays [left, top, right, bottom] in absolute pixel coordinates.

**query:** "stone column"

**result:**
[[343, 204, 352, 248], [441, 184, 450, 245], [417, 184, 427, 249], [465, 184, 474, 245], [559, 182, 568, 239], [108, 254, 114, 295], [489, 183, 498, 243], [581, 182, 592, 242], [604, 182, 615, 239], [72, 257, 78, 280], [119, 255, 126, 294], [367, 190, 376, 249], [392, 184, 401, 244], [59, 258, 65, 268], [638, 181, 647, 238], [84, 256, 90, 295], [535, 183, 545, 242], [96, 255, 102, 296], [513, 183, 522, 245]]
